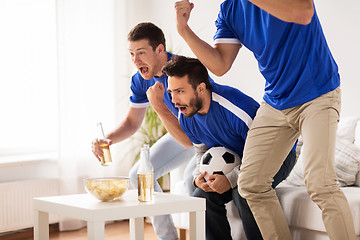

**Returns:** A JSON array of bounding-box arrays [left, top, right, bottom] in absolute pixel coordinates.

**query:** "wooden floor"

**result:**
[[2, 220, 161, 240], [50, 220, 159, 240]]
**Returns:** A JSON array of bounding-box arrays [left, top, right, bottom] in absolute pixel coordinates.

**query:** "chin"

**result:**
[[140, 74, 154, 80], [184, 112, 196, 118]]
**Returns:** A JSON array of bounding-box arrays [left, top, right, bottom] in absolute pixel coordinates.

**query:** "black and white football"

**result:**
[[199, 146, 241, 181]]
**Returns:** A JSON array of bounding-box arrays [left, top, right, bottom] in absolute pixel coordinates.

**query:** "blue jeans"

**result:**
[[129, 133, 195, 240], [192, 150, 297, 240]]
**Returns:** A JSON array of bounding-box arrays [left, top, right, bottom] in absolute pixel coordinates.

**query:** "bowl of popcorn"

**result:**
[[84, 177, 130, 201]]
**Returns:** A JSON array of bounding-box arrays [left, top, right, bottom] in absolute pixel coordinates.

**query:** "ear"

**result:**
[[156, 44, 165, 54], [197, 82, 206, 94]]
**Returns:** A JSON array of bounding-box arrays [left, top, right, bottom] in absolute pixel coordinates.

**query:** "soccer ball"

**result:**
[[199, 146, 241, 181]]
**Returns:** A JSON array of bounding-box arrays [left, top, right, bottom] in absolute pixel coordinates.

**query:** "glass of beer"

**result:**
[[98, 138, 112, 166], [96, 122, 112, 166]]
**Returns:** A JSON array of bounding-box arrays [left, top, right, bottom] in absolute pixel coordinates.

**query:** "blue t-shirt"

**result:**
[[129, 52, 178, 116], [179, 82, 260, 157], [214, 0, 340, 110]]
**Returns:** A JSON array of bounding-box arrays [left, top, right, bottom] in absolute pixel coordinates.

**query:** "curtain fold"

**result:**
[[56, 0, 132, 230]]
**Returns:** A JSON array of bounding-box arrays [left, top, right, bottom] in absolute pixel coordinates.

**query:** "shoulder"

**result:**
[[212, 83, 258, 107], [211, 83, 259, 120], [131, 71, 143, 84], [220, 0, 236, 13], [167, 51, 174, 59], [219, 0, 248, 17]]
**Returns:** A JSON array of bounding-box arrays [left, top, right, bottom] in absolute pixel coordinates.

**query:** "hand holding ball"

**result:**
[[199, 146, 241, 181]]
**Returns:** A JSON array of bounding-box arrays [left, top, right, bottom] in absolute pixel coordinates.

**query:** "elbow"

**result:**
[[296, 11, 314, 25], [213, 70, 227, 77], [211, 65, 231, 77], [293, 4, 314, 25]]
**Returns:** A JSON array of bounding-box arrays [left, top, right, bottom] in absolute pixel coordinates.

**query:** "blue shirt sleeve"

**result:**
[[129, 73, 148, 104], [213, 0, 240, 43], [214, 15, 234, 40]]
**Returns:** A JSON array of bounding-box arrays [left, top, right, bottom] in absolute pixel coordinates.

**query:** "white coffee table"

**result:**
[[33, 189, 205, 240]]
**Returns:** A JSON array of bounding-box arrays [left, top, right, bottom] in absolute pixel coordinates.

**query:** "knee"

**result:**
[[238, 175, 252, 199], [192, 188, 207, 198], [238, 172, 271, 200], [237, 171, 255, 198], [193, 188, 229, 208], [305, 178, 339, 201], [184, 173, 195, 196]]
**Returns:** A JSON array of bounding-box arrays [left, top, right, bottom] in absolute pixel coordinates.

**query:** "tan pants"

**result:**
[[238, 88, 356, 240]]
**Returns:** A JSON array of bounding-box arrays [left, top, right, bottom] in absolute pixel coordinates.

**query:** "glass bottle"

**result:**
[[137, 144, 154, 202], [97, 122, 112, 166]]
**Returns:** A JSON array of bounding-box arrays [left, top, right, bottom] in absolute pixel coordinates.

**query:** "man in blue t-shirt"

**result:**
[[175, 1, 356, 239], [91, 22, 194, 240], [156, 55, 297, 240]]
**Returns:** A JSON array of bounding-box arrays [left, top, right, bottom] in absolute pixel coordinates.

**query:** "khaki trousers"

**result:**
[[238, 88, 356, 240]]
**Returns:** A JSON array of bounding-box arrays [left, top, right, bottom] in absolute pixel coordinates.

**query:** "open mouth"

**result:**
[[139, 66, 149, 75], [176, 104, 187, 113]]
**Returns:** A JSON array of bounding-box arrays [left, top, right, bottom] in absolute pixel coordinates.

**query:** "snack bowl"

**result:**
[[84, 177, 130, 201]]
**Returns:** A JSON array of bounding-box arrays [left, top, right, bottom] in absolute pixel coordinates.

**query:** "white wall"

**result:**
[[132, 0, 360, 117], [2, 0, 359, 183], [315, 0, 360, 117]]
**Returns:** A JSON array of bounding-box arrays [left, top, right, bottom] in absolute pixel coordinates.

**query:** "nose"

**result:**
[[132, 54, 140, 64], [171, 94, 178, 104]]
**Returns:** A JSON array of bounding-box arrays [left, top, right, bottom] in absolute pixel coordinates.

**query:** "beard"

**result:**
[[183, 93, 203, 118]]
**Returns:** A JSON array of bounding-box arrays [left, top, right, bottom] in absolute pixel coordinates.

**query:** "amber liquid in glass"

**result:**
[[137, 173, 154, 202], [98, 140, 112, 166]]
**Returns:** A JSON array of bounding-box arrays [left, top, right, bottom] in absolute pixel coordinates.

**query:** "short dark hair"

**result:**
[[127, 22, 166, 51], [162, 55, 211, 90]]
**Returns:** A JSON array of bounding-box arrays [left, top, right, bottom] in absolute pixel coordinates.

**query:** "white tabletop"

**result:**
[[33, 190, 206, 240], [33, 189, 206, 222]]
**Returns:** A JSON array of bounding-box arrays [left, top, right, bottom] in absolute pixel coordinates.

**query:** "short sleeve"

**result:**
[[213, 2, 241, 44], [129, 73, 151, 108]]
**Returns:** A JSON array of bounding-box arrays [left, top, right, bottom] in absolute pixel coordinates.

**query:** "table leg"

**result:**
[[87, 221, 104, 240], [189, 210, 205, 240], [129, 217, 144, 240], [33, 210, 49, 240]]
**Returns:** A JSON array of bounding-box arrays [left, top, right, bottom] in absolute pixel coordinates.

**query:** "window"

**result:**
[[0, 0, 58, 160]]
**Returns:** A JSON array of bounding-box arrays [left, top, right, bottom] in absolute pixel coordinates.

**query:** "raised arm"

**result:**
[[175, 0, 241, 77], [147, 81, 193, 149], [249, 0, 314, 25]]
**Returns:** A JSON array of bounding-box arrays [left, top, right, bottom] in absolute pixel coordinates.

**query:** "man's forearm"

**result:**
[[106, 107, 146, 144], [153, 104, 193, 148], [178, 25, 231, 76], [175, 0, 240, 76], [106, 121, 139, 144]]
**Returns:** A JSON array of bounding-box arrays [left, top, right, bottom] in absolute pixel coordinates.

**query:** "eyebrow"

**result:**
[[129, 47, 147, 52], [167, 87, 184, 93]]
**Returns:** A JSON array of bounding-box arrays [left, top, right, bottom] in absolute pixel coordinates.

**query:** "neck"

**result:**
[[154, 51, 168, 77], [197, 90, 211, 115]]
